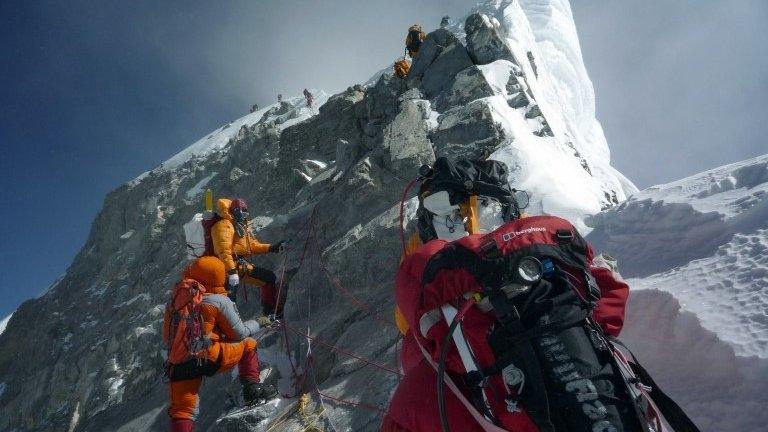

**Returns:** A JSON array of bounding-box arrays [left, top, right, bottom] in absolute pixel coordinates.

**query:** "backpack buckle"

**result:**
[[480, 240, 501, 259], [584, 271, 601, 303], [555, 229, 573, 243]]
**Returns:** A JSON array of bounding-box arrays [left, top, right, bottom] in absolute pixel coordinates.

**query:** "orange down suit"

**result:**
[[164, 257, 261, 421], [211, 198, 271, 273]]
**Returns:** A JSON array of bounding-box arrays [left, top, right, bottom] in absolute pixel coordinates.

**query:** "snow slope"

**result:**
[[589, 154, 768, 358], [131, 91, 330, 185], [586, 155, 768, 429], [626, 154, 768, 220], [631, 229, 768, 358]]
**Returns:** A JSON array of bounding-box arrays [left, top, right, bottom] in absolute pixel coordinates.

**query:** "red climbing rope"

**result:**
[[318, 262, 398, 328], [275, 200, 403, 414], [284, 323, 403, 377], [315, 389, 387, 413], [304, 352, 388, 414]]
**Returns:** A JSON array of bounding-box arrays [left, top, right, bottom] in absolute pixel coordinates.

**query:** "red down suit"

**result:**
[[382, 216, 631, 432]]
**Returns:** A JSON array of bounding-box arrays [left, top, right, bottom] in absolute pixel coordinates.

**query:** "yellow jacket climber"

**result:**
[[211, 198, 286, 317], [211, 198, 273, 272]]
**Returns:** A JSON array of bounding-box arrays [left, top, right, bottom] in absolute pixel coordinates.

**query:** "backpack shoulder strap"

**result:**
[[611, 339, 702, 432], [415, 335, 509, 432]]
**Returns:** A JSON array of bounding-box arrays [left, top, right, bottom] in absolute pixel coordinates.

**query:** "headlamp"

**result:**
[[515, 256, 543, 285]]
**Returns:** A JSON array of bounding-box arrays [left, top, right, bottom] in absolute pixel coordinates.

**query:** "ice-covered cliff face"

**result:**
[[0, 1, 639, 431], [440, 0, 636, 230], [588, 155, 768, 430]]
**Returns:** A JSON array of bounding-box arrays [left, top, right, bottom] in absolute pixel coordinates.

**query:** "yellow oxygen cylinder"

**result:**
[[204, 189, 213, 212]]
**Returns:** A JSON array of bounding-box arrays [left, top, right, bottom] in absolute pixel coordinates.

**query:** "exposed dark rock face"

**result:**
[[465, 12, 517, 65]]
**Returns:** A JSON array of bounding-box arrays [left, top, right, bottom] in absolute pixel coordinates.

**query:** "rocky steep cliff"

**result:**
[[0, 1, 634, 431]]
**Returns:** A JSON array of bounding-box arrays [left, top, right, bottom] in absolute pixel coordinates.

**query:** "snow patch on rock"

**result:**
[[114, 293, 151, 308], [0, 312, 13, 336], [185, 171, 217, 199]]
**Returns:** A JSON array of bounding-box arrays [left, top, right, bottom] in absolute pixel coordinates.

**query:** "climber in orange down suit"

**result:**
[[163, 256, 277, 432]]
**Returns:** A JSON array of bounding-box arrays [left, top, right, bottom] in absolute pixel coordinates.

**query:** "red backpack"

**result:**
[[163, 279, 207, 364], [409, 216, 699, 432], [202, 213, 223, 257]]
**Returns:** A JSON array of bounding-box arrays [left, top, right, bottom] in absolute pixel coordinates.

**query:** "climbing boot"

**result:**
[[242, 381, 278, 405]]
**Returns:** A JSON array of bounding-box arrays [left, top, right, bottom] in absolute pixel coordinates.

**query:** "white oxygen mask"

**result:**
[[423, 191, 468, 241]]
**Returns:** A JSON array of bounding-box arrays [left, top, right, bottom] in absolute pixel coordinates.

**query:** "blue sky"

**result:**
[[1, 0, 766, 318]]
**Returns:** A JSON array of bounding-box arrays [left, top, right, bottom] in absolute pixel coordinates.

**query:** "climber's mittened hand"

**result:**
[[269, 240, 285, 253], [228, 273, 240, 288], [256, 315, 273, 327]]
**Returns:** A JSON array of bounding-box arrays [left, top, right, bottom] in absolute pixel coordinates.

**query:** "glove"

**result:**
[[256, 315, 273, 327], [268, 240, 285, 253], [228, 273, 240, 287]]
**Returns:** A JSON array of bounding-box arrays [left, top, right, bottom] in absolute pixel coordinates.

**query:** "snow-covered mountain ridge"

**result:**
[[131, 91, 331, 185]]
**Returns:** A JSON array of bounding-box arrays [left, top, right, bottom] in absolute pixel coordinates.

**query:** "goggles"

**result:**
[[231, 207, 249, 222]]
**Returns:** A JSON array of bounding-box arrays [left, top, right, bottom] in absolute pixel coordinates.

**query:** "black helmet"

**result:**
[[416, 157, 522, 242]]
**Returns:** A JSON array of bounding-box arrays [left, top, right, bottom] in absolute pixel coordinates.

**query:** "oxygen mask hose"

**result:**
[[437, 297, 478, 432], [399, 177, 419, 255]]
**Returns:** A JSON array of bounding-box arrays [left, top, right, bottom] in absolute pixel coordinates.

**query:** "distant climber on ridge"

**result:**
[[382, 158, 699, 432], [303, 88, 314, 109], [405, 24, 426, 58], [211, 198, 287, 319], [394, 24, 425, 79], [163, 256, 277, 432]]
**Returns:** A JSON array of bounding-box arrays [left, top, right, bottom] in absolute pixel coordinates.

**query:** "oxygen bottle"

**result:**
[[202, 189, 216, 222], [204, 189, 213, 214]]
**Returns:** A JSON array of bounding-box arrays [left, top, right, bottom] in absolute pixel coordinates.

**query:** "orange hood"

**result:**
[[183, 256, 226, 291], [217, 198, 234, 221]]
